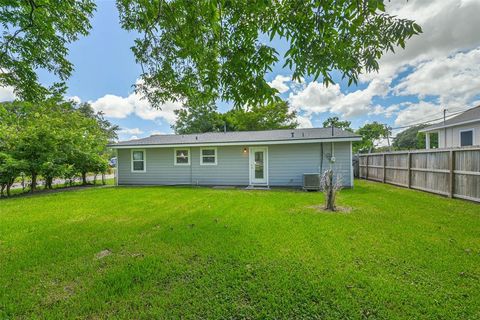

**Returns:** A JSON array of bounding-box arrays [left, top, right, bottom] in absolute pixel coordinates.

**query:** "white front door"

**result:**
[[249, 147, 268, 185]]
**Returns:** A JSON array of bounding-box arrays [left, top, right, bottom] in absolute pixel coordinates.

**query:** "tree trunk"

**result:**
[[324, 170, 336, 211], [82, 172, 87, 185], [102, 173, 106, 185], [0, 184, 5, 197], [93, 174, 97, 185], [45, 177, 53, 189], [6, 183, 11, 197], [31, 173, 37, 193]]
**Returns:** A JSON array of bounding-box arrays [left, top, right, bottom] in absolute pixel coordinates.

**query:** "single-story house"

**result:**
[[109, 128, 361, 188], [420, 105, 480, 148]]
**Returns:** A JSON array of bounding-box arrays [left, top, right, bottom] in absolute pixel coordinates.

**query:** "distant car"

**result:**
[[109, 157, 117, 167]]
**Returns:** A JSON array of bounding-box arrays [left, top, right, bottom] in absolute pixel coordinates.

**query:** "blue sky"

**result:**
[[26, 1, 480, 141]]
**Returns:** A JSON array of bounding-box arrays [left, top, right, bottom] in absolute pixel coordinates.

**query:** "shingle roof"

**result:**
[[110, 127, 360, 147], [421, 105, 480, 132]]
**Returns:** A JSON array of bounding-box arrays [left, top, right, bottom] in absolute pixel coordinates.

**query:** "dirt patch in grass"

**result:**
[[95, 249, 112, 260], [307, 205, 352, 213]]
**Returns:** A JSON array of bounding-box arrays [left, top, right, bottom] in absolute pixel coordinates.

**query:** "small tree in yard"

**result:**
[[90, 154, 109, 185], [41, 161, 68, 190], [321, 169, 343, 211], [0, 153, 26, 197]]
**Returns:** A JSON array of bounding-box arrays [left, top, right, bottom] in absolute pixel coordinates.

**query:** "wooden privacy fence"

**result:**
[[358, 147, 480, 203]]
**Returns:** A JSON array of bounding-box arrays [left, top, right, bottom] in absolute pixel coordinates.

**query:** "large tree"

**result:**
[[355, 122, 391, 153], [173, 102, 225, 134], [393, 124, 438, 150], [322, 116, 353, 132], [225, 101, 298, 131], [117, 0, 421, 108], [173, 100, 298, 134], [0, 0, 96, 101]]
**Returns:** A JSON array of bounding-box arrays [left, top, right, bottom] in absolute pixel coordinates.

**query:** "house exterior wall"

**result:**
[[117, 142, 353, 187], [436, 122, 480, 148]]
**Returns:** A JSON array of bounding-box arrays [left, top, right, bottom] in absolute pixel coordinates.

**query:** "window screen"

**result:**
[[460, 130, 473, 146], [132, 150, 145, 171], [201, 148, 217, 165]]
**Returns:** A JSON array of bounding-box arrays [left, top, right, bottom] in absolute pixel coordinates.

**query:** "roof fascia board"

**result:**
[[420, 119, 480, 132], [109, 137, 362, 149]]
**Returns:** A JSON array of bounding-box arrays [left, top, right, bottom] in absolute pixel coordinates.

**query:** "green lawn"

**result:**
[[1, 181, 479, 319]]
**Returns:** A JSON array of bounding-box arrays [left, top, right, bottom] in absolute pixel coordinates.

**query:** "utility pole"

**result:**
[[385, 124, 392, 151]]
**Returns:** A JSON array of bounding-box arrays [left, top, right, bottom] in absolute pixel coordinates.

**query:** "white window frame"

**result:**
[[174, 148, 191, 165], [131, 149, 146, 173], [200, 147, 217, 165], [459, 128, 475, 147]]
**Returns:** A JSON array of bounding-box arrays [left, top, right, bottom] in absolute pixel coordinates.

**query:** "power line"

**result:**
[[349, 109, 467, 137], [396, 109, 445, 127], [392, 105, 470, 128], [390, 109, 466, 131]]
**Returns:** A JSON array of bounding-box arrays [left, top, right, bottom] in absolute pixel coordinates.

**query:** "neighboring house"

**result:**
[[420, 105, 480, 149], [109, 128, 361, 188]]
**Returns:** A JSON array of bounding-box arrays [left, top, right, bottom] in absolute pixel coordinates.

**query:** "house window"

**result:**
[[460, 130, 474, 146], [131, 150, 145, 172], [175, 148, 190, 165], [200, 148, 217, 165]]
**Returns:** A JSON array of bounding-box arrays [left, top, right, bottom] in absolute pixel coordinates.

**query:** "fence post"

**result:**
[[365, 155, 369, 180], [407, 152, 412, 188], [449, 150, 455, 198], [382, 153, 386, 183]]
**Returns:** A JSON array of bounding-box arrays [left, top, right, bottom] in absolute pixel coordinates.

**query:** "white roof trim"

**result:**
[[420, 119, 480, 132], [110, 137, 361, 149]]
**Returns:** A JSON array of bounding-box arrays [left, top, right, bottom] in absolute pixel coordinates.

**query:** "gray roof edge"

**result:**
[[419, 118, 480, 132], [108, 135, 362, 148], [108, 127, 361, 148], [420, 105, 480, 132]]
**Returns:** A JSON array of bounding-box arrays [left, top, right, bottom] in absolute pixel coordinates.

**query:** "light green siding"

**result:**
[[117, 142, 353, 187]]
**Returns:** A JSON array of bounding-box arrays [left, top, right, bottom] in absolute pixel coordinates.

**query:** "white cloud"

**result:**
[[288, 78, 390, 118], [91, 94, 134, 118], [296, 115, 313, 128], [90, 89, 182, 124], [362, 0, 480, 82], [128, 93, 181, 123], [129, 135, 139, 140], [150, 130, 169, 135], [268, 75, 291, 93], [393, 101, 443, 127], [370, 104, 400, 118], [326, 0, 480, 127], [67, 95, 81, 104], [0, 86, 15, 102], [395, 48, 480, 107], [119, 127, 144, 135]]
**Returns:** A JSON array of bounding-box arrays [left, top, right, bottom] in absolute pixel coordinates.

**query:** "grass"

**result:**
[[0, 180, 479, 319]]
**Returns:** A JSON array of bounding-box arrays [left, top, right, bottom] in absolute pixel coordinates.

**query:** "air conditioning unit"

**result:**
[[303, 173, 321, 191]]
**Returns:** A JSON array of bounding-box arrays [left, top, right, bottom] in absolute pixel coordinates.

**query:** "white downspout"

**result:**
[[350, 141, 354, 187], [115, 149, 119, 186]]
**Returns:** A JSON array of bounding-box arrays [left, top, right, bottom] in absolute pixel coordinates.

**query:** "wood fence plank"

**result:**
[[358, 147, 480, 202], [383, 154, 386, 183], [449, 150, 454, 198], [407, 152, 411, 188]]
